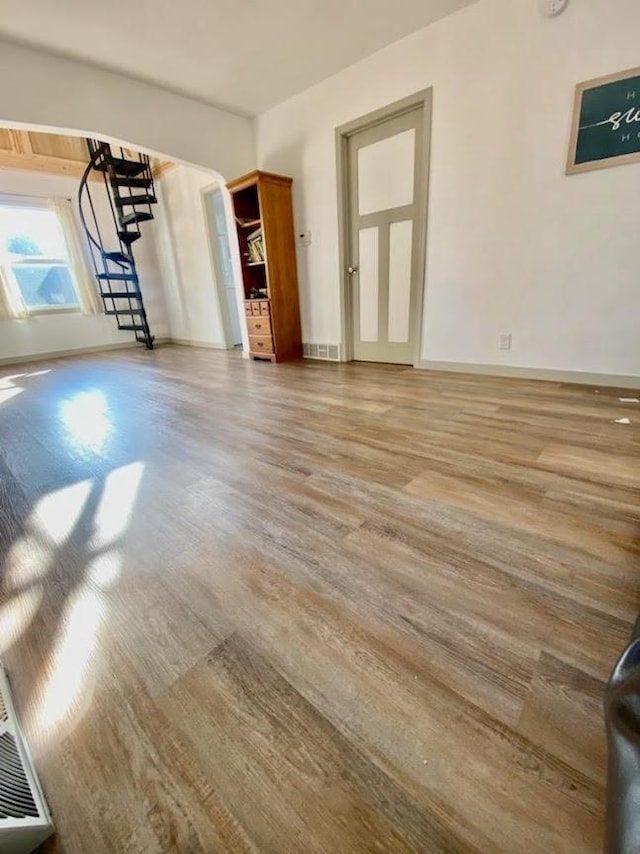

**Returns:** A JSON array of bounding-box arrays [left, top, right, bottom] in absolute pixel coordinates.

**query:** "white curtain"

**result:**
[[48, 197, 102, 316], [0, 263, 28, 320]]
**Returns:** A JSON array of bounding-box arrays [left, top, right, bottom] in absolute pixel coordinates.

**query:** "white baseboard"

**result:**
[[0, 338, 233, 368], [416, 359, 640, 389], [0, 338, 170, 368], [4, 341, 634, 391], [169, 338, 228, 350]]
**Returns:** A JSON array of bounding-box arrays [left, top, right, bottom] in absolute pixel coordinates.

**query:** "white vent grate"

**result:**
[[0, 665, 53, 852], [0, 733, 39, 819], [302, 343, 342, 362]]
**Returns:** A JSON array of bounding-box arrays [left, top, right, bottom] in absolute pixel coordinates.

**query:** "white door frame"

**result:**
[[201, 180, 248, 352], [335, 89, 432, 365]]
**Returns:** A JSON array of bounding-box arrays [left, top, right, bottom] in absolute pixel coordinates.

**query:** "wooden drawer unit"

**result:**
[[249, 334, 274, 355], [245, 301, 270, 316], [247, 314, 272, 336]]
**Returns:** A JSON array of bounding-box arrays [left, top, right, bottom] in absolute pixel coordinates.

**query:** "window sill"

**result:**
[[27, 306, 82, 317]]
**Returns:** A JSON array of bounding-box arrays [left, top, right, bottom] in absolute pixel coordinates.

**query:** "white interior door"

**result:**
[[347, 107, 426, 364], [209, 188, 243, 347]]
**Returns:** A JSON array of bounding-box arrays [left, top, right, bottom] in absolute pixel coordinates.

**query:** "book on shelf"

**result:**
[[247, 247, 262, 263], [246, 227, 265, 263]]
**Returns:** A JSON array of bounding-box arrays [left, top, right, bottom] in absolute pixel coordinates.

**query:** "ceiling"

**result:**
[[0, 0, 476, 116]]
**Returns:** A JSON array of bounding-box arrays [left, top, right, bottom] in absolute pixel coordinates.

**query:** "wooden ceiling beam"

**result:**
[[0, 148, 102, 180], [0, 130, 175, 182]]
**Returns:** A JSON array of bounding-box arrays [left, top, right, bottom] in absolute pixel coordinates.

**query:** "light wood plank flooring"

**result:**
[[0, 346, 638, 852]]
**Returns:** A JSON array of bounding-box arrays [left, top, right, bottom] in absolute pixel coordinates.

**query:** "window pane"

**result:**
[[12, 264, 79, 308], [0, 206, 67, 260]]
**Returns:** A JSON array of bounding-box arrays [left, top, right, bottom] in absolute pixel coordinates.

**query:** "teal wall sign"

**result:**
[[567, 66, 640, 175]]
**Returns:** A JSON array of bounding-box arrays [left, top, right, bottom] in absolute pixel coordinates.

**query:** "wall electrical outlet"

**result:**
[[297, 230, 311, 247], [539, 0, 568, 17], [498, 333, 512, 351]]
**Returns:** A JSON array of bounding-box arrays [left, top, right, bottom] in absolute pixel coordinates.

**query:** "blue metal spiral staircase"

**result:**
[[78, 140, 158, 349]]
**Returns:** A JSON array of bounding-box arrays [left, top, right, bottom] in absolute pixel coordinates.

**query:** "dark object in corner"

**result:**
[[605, 615, 640, 853]]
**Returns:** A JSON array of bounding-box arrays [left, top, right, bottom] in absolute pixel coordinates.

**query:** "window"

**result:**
[[0, 203, 80, 311]]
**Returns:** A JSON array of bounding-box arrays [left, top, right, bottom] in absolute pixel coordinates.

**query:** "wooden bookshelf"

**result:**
[[227, 170, 302, 363]]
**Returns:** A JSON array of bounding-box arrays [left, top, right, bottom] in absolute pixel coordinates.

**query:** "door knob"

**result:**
[[347, 265, 359, 275]]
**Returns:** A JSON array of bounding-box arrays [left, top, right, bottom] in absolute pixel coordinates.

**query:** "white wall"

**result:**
[[256, 0, 640, 379], [154, 165, 247, 351], [0, 167, 169, 360], [0, 39, 254, 179]]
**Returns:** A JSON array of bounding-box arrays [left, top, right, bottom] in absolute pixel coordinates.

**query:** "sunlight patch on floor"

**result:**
[[86, 550, 122, 590], [30, 480, 93, 546], [32, 585, 105, 738], [3, 534, 51, 591], [59, 389, 113, 455], [0, 586, 43, 655], [92, 462, 145, 549], [14, 461, 146, 746], [0, 386, 23, 404], [0, 368, 52, 405]]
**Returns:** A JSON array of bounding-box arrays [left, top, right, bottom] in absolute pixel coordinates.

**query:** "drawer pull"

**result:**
[[249, 334, 274, 354], [255, 323, 261, 329]]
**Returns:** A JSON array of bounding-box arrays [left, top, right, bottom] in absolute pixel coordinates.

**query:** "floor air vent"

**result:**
[[303, 343, 341, 361], [0, 666, 53, 852]]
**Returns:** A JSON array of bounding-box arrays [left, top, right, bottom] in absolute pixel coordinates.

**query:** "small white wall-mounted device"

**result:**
[[539, 0, 568, 17]]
